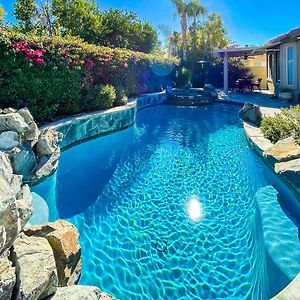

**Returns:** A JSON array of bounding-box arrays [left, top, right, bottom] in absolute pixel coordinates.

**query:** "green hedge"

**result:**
[[0, 29, 177, 122], [260, 106, 300, 145]]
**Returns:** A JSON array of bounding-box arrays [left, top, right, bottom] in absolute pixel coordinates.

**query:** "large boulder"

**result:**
[[0, 178, 19, 255], [11, 233, 58, 300], [0, 131, 20, 151], [264, 137, 300, 166], [24, 122, 40, 146], [47, 285, 116, 300], [10, 146, 37, 181], [34, 149, 60, 181], [0, 151, 27, 254], [0, 227, 6, 251], [0, 112, 29, 133], [17, 108, 34, 125], [0, 151, 14, 182], [239, 103, 263, 125], [16, 184, 33, 228], [0, 255, 16, 300], [35, 129, 62, 156], [24, 220, 82, 286]]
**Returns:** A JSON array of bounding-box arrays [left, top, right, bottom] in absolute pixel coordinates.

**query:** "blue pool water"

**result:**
[[32, 104, 300, 299]]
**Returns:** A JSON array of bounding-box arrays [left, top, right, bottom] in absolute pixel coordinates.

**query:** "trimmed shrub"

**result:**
[[260, 106, 300, 144], [0, 28, 177, 122], [95, 85, 116, 109]]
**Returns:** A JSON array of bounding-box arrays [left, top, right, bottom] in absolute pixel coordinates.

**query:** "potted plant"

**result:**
[[279, 87, 294, 101]]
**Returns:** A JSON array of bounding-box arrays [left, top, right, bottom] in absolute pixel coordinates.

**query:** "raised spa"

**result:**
[[32, 104, 300, 299]]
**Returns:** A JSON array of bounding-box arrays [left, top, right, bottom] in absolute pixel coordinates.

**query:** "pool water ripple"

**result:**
[[32, 104, 300, 299]]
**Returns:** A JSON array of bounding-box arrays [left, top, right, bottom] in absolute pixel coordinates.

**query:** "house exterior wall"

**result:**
[[279, 41, 300, 102], [245, 54, 268, 89], [297, 40, 300, 95], [266, 52, 277, 93], [280, 41, 298, 90]]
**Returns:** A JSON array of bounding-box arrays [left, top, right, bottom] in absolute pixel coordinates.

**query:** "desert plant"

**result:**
[[260, 106, 300, 144]]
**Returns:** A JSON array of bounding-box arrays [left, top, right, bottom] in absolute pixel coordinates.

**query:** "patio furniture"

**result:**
[[252, 78, 262, 90], [234, 78, 253, 93]]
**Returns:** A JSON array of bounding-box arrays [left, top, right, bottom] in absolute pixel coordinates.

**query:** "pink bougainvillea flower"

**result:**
[[12, 41, 30, 53], [62, 51, 69, 58], [34, 49, 43, 57], [85, 59, 93, 72], [24, 50, 35, 59], [32, 57, 45, 65]]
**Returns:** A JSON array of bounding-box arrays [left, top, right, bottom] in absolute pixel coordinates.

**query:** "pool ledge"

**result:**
[[271, 273, 300, 300], [243, 118, 300, 299], [243, 122, 300, 196], [42, 92, 167, 149]]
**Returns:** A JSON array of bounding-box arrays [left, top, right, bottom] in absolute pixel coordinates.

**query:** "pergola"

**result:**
[[214, 46, 265, 94]]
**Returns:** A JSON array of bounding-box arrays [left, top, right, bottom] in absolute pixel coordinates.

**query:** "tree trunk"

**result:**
[[181, 13, 187, 61]]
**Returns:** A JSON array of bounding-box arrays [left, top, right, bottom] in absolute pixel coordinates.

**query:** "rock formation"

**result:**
[[239, 103, 263, 125], [0, 108, 62, 182], [0, 108, 116, 299]]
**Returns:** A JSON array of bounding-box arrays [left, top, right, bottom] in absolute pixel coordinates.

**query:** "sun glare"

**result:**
[[186, 196, 204, 222]]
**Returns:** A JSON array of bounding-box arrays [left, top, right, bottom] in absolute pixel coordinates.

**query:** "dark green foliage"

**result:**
[[0, 29, 177, 123], [99, 9, 158, 53], [52, 0, 102, 44], [175, 66, 192, 87], [94, 85, 116, 109], [260, 106, 300, 144], [12, 0, 158, 54], [13, 0, 37, 33]]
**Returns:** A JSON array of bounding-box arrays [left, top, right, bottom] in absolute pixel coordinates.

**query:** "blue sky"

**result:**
[[1, 0, 300, 46]]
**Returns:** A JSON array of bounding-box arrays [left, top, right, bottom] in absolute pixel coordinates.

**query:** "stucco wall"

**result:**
[[246, 54, 268, 89]]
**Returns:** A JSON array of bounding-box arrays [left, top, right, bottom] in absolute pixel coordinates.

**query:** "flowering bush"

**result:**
[[0, 28, 177, 122]]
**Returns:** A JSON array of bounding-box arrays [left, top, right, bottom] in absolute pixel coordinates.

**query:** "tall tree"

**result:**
[[99, 9, 158, 53], [13, 0, 38, 32], [51, 0, 102, 43], [188, 0, 206, 51], [37, 0, 56, 36], [172, 0, 189, 61]]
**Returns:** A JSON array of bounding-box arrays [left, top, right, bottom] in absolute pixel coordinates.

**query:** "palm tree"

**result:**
[[172, 0, 206, 61], [188, 1, 206, 33], [171, 0, 189, 61], [187, 1, 207, 57]]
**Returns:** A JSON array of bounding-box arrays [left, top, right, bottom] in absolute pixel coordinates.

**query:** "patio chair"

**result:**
[[252, 78, 262, 91]]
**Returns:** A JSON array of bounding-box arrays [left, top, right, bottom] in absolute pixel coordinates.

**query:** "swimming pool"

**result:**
[[32, 104, 300, 299]]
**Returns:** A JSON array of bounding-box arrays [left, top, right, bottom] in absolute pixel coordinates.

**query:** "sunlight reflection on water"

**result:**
[[186, 196, 204, 222]]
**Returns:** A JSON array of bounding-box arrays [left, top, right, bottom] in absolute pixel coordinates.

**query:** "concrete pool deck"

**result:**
[[217, 90, 292, 109]]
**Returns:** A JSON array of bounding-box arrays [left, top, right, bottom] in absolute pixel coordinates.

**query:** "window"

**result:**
[[287, 46, 294, 86]]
